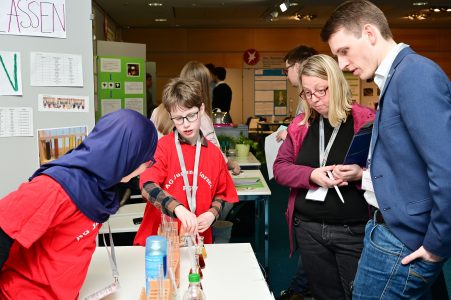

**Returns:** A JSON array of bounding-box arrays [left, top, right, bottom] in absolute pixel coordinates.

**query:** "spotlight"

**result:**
[[280, 1, 289, 12]]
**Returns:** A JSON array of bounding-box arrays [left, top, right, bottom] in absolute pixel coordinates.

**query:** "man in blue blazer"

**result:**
[[321, 0, 451, 298]]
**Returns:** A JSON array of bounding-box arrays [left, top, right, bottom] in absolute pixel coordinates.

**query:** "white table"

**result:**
[[99, 203, 145, 234], [231, 169, 271, 272], [228, 152, 261, 169], [79, 243, 274, 300]]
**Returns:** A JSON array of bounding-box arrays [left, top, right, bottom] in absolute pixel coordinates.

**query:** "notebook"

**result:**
[[343, 126, 372, 167]]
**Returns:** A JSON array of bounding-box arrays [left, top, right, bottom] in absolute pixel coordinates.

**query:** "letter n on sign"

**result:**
[[0, 51, 22, 95]]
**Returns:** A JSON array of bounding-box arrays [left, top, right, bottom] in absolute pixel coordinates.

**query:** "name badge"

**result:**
[[306, 187, 328, 202]]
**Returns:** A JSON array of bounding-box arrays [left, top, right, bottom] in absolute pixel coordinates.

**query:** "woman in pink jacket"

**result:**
[[274, 54, 375, 300]]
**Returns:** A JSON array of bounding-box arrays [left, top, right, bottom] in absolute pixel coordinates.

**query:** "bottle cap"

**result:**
[[188, 273, 200, 283], [145, 235, 167, 254]]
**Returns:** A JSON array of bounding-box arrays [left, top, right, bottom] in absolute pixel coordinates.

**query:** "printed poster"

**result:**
[[0, 0, 67, 38]]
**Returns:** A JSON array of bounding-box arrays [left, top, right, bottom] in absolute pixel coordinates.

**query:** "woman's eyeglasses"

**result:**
[[170, 111, 199, 125], [299, 87, 328, 100]]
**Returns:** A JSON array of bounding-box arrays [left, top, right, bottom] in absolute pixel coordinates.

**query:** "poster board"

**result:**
[[0, 0, 94, 198], [97, 56, 145, 119], [254, 69, 287, 116]]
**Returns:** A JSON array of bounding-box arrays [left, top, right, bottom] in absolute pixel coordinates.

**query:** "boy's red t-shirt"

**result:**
[[134, 132, 238, 245], [0, 175, 100, 299]]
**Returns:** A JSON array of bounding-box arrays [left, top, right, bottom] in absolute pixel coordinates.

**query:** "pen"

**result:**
[[327, 170, 345, 203]]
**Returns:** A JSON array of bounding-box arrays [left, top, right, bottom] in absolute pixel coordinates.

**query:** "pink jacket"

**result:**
[[273, 104, 375, 256]]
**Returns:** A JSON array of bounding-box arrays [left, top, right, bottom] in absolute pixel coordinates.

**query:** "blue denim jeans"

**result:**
[[352, 220, 445, 299]]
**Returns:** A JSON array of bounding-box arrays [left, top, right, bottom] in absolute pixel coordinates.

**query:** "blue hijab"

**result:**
[[31, 109, 158, 223]]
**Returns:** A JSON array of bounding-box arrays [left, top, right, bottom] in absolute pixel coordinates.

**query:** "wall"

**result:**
[[0, 1, 95, 198], [122, 27, 451, 123]]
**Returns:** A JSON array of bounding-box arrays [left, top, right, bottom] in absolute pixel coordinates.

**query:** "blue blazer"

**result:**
[[371, 47, 451, 258]]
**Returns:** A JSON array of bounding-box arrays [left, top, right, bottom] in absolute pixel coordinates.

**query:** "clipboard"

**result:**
[[343, 125, 372, 167]]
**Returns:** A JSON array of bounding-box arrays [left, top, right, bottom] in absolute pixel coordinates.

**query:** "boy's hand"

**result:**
[[174, 205, 198, 234], [197, 212, 216, 233]]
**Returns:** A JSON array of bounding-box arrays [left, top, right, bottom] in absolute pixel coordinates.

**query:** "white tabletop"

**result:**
[[79, 243, 274, 300], [228, 152, 261, 168], [232, 169, 271, 196], [99, 203, 146, 234]]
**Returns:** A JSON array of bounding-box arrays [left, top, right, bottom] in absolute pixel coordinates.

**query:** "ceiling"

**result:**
[[95, 0, 451, 29]]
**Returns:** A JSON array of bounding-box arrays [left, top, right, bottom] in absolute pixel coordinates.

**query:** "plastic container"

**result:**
[[183, 273, 205, 300], [145, 235, 167, 296]]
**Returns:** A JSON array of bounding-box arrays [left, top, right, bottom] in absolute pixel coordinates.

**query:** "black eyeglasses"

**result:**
[[170, 110, 199, 125], [283, 63, 295, 75], [299, 87, 328, 100]]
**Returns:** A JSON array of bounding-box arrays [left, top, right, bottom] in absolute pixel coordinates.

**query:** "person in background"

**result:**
[[274, 54, 375, 300], [322, 1, 451, 298], [276, 45, 318, 300], [276, 45, 318, 142], [212, 66, 233, 122], [134, 78, 238, 245], [205, 63, 217, 99], [150, 61, 240, 175], [150, 103, 173, 139], [146, 73, 156, 118], [0, 109, 158, 299], [180, 61, 240, 175]]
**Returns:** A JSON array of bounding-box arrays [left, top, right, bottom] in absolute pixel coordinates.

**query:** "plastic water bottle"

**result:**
[[145, 235, 167, 296], [183, 273, 205, 300]]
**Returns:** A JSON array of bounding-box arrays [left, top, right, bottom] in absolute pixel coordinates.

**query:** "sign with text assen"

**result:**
[[0, 0, 66, 38]]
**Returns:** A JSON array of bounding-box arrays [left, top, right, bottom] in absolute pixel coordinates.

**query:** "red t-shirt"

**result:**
[[134, 132, 238, 245], [0, 175, 101, 299]]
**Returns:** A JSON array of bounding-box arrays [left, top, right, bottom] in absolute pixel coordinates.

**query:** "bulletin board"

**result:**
[[254, 69, 287, 116], [0, 0, 95, 198], [343, 72, 361, 103], [97, 56, 145, 119]]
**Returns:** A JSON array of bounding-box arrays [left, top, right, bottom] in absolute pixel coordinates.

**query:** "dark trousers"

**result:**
[[289, 216, 309, 295], [294, 217, 365, 300], [289, 252, 309, 295]]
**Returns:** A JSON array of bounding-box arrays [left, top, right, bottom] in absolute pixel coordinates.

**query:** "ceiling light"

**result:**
[[148, 2, 163, 6], [429, 6, 451, 12], [412, 2, 428, 6], [294, 13, 315, 21], [280, 1, 288, 13], [404, 13, 428, 20], [155, 18, 167, 22]]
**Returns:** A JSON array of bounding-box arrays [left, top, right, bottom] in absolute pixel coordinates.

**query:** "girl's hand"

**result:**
[[197, 212, 216, 233]]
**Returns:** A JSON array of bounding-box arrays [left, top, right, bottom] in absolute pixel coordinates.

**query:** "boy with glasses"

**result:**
[[134, 78, 238, 245]]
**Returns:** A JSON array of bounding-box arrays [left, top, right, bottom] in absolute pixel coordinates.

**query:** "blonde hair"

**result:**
[[152, 103, 173, 135], [180, 61, 212, 117], [299, 54, 352, 128]]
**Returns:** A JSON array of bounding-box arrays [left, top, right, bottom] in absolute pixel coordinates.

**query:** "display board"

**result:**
[[97, 56, 145, 119], [0, 0, 95, 198], [254, 69, 287, 116]]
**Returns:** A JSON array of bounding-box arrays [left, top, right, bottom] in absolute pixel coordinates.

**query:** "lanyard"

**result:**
[[319, 116, 341, 167], [85, 223, 119, 300], [175, 131, 201, 213]]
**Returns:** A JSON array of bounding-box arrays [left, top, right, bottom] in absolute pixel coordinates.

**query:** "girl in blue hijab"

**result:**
[[0, 109, 157, 299]]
